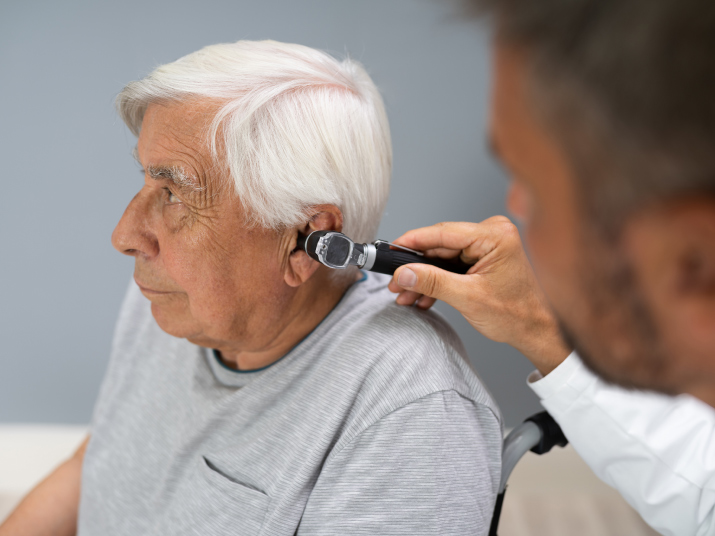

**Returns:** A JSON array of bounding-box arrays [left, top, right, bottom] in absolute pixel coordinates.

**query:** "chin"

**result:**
[[150, 303, 202, 340]]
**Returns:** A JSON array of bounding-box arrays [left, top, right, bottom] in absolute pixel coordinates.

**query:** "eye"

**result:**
[[163, 187, 181, 204]]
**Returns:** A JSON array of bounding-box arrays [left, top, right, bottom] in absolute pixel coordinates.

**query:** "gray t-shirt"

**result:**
[[79, 272, 502, 535]]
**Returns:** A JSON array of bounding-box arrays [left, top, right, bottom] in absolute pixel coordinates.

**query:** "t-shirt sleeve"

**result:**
[[297, 389, 502, 536]]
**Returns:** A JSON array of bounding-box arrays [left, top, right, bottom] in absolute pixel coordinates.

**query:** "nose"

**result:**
[[111, 187, 160, 259]]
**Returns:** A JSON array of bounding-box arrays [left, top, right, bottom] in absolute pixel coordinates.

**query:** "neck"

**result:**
[[216, 270, 357, 371]]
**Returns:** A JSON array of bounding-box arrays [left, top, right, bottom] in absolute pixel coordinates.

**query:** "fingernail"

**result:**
[[397, 268, 417, 288]]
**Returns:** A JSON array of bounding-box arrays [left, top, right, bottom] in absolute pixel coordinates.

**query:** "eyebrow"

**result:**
[[132, 146, 204, 192], [146, 165, 204, 192]]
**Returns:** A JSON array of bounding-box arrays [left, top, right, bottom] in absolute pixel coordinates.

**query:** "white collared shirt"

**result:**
[[528, 352, 715, 536]]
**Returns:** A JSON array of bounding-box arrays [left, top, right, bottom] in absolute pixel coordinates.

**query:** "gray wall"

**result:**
[[0, 0, 541, 426]]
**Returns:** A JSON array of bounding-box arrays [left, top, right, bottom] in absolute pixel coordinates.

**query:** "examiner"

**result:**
[[0, 40, 502, 535], [390, 1, 715, 535]]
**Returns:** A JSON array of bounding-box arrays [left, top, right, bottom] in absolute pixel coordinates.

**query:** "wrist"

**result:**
[[513, 312, 572, 376], [526, 339, 571, 376]]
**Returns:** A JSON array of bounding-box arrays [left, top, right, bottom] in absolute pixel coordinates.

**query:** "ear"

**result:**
[[283, 205, 344, 288]]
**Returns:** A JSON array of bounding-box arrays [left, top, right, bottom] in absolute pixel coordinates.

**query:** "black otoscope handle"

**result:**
[[370, 242, 472, 276]]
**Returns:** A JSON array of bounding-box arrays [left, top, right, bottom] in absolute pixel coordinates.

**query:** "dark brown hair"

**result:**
[[466, 0, 715, 234]]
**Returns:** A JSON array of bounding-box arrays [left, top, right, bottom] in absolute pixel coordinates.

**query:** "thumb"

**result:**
[[394, 263, 467, 308]]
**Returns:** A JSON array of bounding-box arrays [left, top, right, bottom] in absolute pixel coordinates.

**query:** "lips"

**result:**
[[134, 277, 177, 295]]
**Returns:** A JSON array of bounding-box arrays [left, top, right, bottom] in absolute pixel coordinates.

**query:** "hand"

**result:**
[[388, 217, 571, 375]]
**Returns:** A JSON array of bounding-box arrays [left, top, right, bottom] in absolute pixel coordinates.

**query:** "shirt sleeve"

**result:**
[[297, 390, 502, 536], [528, 352, 715, 536]]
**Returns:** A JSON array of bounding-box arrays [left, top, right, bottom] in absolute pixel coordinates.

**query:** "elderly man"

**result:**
[[0, 40, 501, 535]]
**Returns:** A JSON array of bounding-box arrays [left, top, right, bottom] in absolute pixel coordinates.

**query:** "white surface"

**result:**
[[0, 425, 87, 523], [0, 425, 87, 494]]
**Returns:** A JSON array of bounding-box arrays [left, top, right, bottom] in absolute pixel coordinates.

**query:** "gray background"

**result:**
[[0, 0, 540, 426]]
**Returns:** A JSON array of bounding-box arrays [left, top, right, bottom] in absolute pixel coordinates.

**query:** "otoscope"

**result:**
[[296, 231, 471, 276]]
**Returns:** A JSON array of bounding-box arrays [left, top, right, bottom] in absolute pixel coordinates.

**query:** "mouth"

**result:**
[[134, 277, 177, 295]]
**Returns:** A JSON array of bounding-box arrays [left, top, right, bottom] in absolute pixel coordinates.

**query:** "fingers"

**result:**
[[395, 289, 422, 305], [388, 277, 424, 305], [392, 217, 516, 264], [391, 263, 473, 311], [387, 217, 523, 313], [393, 290, 436, 310], [416, 295, 436, 309], [393, 222, 481, 251], [386, 220, 571, 371], [421, 247, 463, 260]]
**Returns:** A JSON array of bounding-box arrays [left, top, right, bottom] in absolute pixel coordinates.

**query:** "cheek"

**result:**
[[159, 228, 286, 323], [525, 225, 557, 285], [520, 172, 581, 283], [524, 203, 584, 317], [162, 238, 234, 300]]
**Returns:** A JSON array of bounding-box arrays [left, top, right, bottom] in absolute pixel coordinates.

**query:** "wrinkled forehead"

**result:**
[[141, 99, 218, 149], [137, 100, 224, 190]]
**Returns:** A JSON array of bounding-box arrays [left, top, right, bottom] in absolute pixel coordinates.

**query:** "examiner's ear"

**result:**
[[284, 205, 344, 287]]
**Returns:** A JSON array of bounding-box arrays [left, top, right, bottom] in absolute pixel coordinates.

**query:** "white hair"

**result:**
[[117, 40, 392, 243]]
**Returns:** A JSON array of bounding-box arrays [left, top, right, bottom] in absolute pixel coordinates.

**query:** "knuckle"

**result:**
[[421, 270, 439, 296], [486, 215, 511, 226], [497, 219, 519, 239]]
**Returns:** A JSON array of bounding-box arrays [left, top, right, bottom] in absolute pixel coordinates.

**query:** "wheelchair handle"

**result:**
[[489, 411, 568, 536]]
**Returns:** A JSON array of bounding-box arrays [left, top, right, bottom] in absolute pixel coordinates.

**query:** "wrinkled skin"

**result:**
[[112, 100, 350, 370]]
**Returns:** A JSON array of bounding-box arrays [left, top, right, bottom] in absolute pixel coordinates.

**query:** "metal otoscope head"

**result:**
[[296, 231, 368, 269]]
